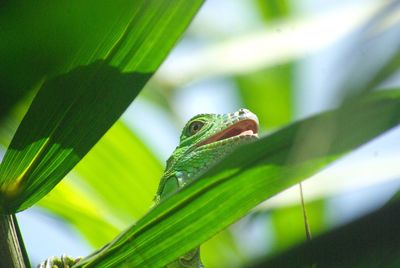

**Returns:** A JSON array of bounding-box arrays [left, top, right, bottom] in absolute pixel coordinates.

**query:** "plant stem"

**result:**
[[299, 182, 312, 241], [299, 183, 316, 268], [0, 213, 30, 268], [299, 182, 317, 268]]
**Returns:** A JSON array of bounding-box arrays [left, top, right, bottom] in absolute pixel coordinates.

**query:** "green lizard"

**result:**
[[156, 108, 259, 267], [38, 108, 259, 268]]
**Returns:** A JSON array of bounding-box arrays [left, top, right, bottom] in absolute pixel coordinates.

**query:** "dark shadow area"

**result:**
[[248, 198, 400, 268], [0, 0, 140, 120]]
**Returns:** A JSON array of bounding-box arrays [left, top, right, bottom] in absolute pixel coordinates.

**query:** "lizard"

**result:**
[[155, 108, 259, 267], [38, 108, 259, 268]]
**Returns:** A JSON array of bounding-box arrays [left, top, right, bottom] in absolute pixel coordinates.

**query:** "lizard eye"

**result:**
[[188, 121, 204, 136]]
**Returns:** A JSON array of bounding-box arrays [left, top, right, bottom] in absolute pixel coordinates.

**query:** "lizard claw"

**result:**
[[37, 255, 81, 268]]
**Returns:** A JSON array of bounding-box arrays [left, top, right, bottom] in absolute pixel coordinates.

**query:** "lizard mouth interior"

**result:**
[[198, 119, 259, 147]]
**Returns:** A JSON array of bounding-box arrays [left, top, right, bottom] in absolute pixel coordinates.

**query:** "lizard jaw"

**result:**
[[198, 119, 259, 147]]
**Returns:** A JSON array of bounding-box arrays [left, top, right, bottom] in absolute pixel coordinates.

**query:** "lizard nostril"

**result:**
[[238, 108, 247, 115]]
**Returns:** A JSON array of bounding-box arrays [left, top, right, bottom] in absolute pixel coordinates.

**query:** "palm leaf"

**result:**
[[0, 0, 204, 213]]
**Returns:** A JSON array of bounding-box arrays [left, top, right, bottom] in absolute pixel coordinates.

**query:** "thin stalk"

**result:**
[[299, 182, 316, 268], [0, 213, 30, 268], [299, 182, 312, 241]]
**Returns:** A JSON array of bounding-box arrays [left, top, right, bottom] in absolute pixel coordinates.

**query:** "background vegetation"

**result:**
[[1, 0, 400, 267]]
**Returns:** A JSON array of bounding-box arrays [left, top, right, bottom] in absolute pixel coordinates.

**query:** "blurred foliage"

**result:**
[[239, 0, 293, 130], [73, 121, 162, 221], [39, 179, 120, 248], [252, 199, 400, 268], [334, 1, 400, 101], [236, 64, 293, 129], [201, 230, 245, 268], [270, 199, 325, 253], [256, 0, 291, 20]]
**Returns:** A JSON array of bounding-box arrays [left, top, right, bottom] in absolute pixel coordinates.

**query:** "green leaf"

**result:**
[[72, 120, 162, 221], [37, 120, 163, 247], [0, 93, 162, 244], [75, 90, 400, 268], [0, 63, 149, 213], [0, 0, 204, 213], [0, 1, 202, 117], [251, 199, 400, 268]]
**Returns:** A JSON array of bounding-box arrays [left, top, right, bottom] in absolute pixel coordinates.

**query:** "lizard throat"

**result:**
[[197, 119, 259, 147]]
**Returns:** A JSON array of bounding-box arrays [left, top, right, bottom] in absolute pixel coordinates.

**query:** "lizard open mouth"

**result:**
[[198, 119, 259, 147]]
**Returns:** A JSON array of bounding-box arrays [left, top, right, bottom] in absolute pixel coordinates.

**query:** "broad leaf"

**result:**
[[72, 121, 162, 221], [75, 90, 400, 267], [0, 0, 204, 212], [38, 120, 163, 247]]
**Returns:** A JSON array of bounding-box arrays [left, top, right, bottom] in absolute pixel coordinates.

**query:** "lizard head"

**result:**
[[165, 108, 259, 178]]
